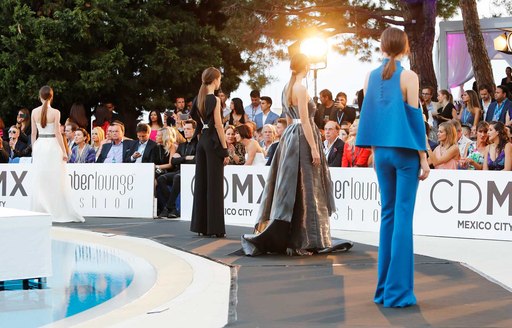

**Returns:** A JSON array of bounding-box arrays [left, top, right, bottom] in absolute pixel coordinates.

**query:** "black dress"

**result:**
[[190, 94, 229, 236]]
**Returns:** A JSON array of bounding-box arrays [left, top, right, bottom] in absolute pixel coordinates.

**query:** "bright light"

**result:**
[[494, 33, 508, 51], [300, 37, 329, 65]]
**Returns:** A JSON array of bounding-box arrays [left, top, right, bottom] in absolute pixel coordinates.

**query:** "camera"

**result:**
[[164, 109, 174, 117]]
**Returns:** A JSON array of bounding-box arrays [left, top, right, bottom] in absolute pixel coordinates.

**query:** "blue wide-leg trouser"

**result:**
[[373, 147, 420, 308]]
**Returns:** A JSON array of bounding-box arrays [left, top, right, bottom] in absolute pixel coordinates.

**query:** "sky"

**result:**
[[229, 2, 511, 112]]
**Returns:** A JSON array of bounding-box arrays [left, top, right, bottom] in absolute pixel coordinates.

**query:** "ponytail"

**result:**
[[41, 99, 48, 128], [38, 85, 53, 128], [197, 83, 208, 119], [286, 72, 297, 107], [382, 56, 396, 80]]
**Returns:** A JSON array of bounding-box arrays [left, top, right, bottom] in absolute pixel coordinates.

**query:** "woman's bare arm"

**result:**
[[295, 84, 320, 165]]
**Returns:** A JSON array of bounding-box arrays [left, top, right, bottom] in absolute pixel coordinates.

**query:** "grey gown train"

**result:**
[[241, 91, 352, 255]]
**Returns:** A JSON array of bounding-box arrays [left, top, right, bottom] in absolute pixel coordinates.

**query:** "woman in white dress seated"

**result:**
[[31, 86, 84, 223], [235, 124, 266, 166]]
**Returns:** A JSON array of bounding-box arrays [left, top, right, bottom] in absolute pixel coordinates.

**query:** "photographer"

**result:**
[[7, 126, 29, 161], [329, 92, 356, 125]]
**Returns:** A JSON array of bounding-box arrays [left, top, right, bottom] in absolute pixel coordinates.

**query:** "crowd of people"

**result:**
[[1, 67, 512, 217]]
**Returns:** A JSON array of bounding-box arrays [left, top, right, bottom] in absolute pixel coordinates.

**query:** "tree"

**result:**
[[460, 0, 494, 91], [223, 0, 460, 91], [0, 1, 250, 136]]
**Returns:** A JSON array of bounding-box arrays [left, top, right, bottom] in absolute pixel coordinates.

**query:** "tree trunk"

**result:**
[[402, 0, 438, 93], [460, 0, 495, 91]]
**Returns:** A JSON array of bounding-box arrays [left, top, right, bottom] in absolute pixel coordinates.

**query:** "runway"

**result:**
[[60, 217, 512, 327]]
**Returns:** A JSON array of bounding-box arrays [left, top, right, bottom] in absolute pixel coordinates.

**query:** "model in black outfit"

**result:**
[[190, 67, 229, 237]]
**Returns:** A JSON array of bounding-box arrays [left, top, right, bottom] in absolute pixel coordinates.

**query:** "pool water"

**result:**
[[0, 240, 135, 327]]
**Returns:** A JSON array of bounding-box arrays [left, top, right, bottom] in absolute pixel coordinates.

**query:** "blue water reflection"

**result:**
[[0, 240, 134, 327]]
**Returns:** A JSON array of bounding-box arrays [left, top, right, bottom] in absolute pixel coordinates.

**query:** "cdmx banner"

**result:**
[[181, 165, 512, 242], [0, 163, 154, 218]]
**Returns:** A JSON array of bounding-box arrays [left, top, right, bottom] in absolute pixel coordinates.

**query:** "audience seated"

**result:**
[[156, 120, 197, 218]]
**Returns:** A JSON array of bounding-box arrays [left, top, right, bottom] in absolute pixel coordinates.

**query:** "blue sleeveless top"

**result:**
[[356, 59, 426, 151], [460, 107, 475, 127]]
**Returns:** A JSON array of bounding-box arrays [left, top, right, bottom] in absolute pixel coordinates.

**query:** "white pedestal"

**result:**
[[0, 208, 52, 281]]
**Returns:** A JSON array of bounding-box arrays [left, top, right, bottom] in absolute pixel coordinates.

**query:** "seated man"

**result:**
[[254, 96, 280, 129], [156, 120, 197, 218], [7, 126, 29, 161], [128, 123, 157, 163], [323, 121, 344, 167], [96, 122, 134, 163]]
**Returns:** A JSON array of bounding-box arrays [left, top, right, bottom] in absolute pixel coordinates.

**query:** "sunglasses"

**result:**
[[421, 93, 432, 96], [8, 130, 16, 134]]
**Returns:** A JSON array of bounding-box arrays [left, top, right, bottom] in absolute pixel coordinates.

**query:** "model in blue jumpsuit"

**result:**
[[356, 59, 426, 307]]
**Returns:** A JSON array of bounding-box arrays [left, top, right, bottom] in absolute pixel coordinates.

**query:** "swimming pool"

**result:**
[[0, 239, 155, 327]]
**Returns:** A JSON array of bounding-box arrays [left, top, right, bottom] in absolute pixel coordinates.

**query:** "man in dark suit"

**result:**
[[254, 96, 280, 129], [330, 92, 356, 125], [7, 126, 28, 161], [485, 85, 512, 123], [127, 123, 157, 163], [266, 118, 288, 166], [323, 121, 344, 167], [96, 122, 134, 163]]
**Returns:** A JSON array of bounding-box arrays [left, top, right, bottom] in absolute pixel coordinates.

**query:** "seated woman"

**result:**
[[483, 121, 512, 171], [90, 126, 105, 160], [426, 121, 459, 169], [466, 121, 488, 170], [436, 89, 456, 124], [68, 128, 96, 163], [236, 124, 265, 166], [457, 90, 481, 128], [341, 120, 371, 167], [225, 125, 246, 165], [153, 127, 177, 177], [148, 110, 164, 141], [224, 98, 248, 127]]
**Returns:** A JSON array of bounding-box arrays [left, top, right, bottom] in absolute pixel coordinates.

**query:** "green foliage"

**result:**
[[0, 0, 250, 127]]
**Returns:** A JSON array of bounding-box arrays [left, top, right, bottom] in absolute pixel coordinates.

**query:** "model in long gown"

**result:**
[[241, 91, 352, 255], [31, 122, 84, 223]]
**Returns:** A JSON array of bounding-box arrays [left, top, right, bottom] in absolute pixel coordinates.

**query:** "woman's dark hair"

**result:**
[[231, 98, 245, 115], [235, 124, 253, 139], [490, 121, 509, 153], [69, 103, 88, 129], [380, 27, 409, 80], [197, 67, 221, 119], [39, 86, 53, 128], [148, 110, 163, 128], [94, 105, 112, 126], [18, 108, 31, 128]]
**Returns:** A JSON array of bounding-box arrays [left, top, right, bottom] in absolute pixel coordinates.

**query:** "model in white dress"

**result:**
[[31, 86, 84, 223]]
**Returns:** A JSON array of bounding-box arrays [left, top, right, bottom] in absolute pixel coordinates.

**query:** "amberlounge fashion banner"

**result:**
[[181, 165, 512, 241], [0, 163, 154, 218]]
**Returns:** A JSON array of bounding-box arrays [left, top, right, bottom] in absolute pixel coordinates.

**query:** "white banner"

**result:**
[[181, 165, 512, 241], [0, 163, 154, 218]]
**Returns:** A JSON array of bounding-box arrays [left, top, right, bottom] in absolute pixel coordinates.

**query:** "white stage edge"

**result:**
[[0, 208, 52, 281]]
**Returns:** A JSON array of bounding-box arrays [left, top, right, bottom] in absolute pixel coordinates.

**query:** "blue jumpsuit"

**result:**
[[356, 59, 426, 307]]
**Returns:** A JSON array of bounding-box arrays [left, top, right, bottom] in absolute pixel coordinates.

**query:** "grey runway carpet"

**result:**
[[59, 218, 512, 327]]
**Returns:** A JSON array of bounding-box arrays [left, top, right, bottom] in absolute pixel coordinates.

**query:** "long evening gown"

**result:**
[[31, 122, 84, 223], [241, 91, 352, 255]]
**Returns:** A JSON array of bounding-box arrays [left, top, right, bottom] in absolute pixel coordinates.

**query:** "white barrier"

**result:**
[[181, 164, 512, 242], [0, 163, 154, 218]]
